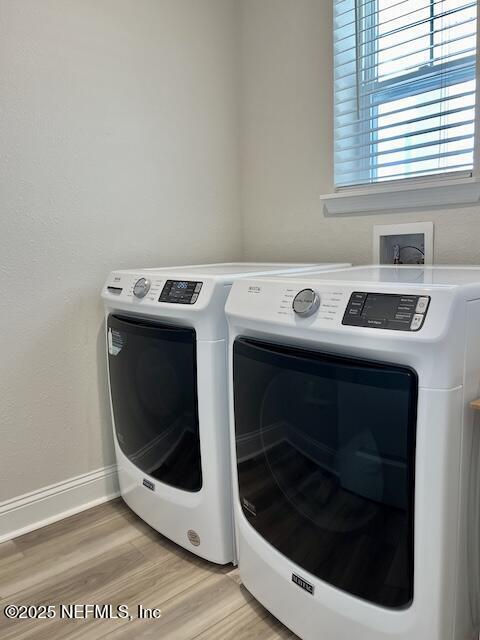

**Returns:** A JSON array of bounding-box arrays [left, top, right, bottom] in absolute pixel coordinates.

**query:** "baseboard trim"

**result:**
[[0, 465, 120, 544]]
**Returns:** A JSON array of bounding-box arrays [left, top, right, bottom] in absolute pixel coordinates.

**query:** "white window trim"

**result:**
[[320, 174, 480, 215]]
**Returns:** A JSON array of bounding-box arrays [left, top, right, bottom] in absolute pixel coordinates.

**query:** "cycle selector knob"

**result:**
[[133, 278, 151, 298], [293, 288, 320, 317]]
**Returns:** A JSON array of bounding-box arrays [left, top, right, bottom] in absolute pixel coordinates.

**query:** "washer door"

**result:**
[[233, 337, 417, 608], [107, 314, 201, 492]]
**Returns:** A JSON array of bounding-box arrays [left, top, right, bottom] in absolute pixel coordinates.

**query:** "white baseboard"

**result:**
[[0, 465, 120, 544]]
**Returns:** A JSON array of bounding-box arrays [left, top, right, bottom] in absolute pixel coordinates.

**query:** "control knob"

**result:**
[[293, 288, 320, 317], [133, 278, 151, 298]]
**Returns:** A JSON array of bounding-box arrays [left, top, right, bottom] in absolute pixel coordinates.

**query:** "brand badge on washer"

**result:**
[[142, 478, 155, 491], [292, 573, 314, 595]]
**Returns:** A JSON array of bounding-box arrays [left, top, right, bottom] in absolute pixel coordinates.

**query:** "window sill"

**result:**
[[320, 177, 480, 216]]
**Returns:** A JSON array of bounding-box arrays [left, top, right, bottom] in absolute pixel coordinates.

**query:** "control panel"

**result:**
[[159, 280, 203, 305], [342, 292, 430, 331]]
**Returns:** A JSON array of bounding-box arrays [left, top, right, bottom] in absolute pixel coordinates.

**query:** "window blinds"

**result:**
[[334, 0, 478, 188]]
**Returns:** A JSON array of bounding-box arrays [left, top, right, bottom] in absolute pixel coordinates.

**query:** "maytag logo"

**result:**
[[142, 478, 155, 491], [292, 573, 314, 595]]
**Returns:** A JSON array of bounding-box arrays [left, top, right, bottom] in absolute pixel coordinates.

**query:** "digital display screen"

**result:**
[[159, 280, 203, 304], [362, 294, 401, 320]]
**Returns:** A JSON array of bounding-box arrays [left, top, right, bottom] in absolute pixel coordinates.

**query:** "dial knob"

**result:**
[[133, 278, 151, 298], [293, 288, 320, 317]]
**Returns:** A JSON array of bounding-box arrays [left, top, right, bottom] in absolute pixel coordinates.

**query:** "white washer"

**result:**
[[226, 265, 480, 640], [101, 262, 349, 565]]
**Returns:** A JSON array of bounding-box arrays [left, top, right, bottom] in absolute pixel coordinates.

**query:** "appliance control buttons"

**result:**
[[133, 278, 151, 298], [293, 289, 320, 317], [343, 292, 430, 331], [351, 292, 367, 302], [416, 297, 429, 313], [411, 314, 424, 331]]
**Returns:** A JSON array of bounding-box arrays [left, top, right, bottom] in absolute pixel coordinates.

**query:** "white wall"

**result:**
[[239, 0, 480, 265], [0, 0, 241, 504]]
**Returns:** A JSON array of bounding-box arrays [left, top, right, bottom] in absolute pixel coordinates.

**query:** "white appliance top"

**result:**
[[140, 262, 349, 282], [281, 265, 480, 288]]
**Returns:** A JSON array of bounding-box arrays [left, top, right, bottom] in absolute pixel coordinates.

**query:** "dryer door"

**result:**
[[107, 314, 201, 492], [233, 337, 417, 608]]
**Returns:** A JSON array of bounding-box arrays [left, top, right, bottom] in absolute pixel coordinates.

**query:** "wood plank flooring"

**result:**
[[0, 499, 297, 640]]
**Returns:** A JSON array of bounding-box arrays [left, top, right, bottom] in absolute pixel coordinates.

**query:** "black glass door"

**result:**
[[233, 337, 417, 608], [108, 314, 201, 492]]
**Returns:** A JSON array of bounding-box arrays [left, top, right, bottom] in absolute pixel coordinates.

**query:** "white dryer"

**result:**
[[101, 262, 348, 565], [226, 265, 480, 640]]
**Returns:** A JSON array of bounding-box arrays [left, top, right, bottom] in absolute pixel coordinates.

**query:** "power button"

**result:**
[[416, 297, 429, 313]]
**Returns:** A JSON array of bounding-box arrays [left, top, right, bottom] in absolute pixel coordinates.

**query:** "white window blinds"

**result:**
[[334, 0, 478, 188]]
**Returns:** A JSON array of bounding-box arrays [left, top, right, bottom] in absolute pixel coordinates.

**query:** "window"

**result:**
[[334, 0, 478, 188]]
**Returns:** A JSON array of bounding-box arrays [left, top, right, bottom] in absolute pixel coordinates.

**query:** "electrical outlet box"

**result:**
[[373, 222, 434, 265]]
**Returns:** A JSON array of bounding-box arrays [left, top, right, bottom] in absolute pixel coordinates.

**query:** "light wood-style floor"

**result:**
[[0, 499, 297, 639]]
